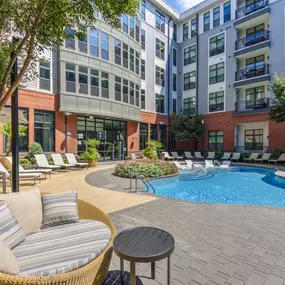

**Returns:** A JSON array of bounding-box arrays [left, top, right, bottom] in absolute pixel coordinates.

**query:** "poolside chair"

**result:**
[[205, 160, 214, 168], [184, 152, 194, 159], [65, 153, 89, 169], [34, 154, 61, 171], [254, 153, 272, 163], [220, 161, 231, 168], [51, 153, 76, 170], [231, 153, 240, 162], [173, 161, 187, 170], [163, 152, 174, 160], [185, 160, 201, 169], [130, 153, 140, 160], [171, 152, 183, 160], [194, 152, 204, 160], [244, 153, 259, 163], [268, 153, 285, 164], [221, 152, 231, 160], [206, 152, 215, 159]]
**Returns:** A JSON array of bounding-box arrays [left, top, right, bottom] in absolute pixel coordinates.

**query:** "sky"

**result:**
[[166, 0, 204, 12]]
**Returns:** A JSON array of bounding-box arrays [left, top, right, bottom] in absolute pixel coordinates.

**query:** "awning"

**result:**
[[0, 109, 28, 124]]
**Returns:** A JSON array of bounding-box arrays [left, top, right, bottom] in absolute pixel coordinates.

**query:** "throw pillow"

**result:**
[[0, 240, 19, 275], [0, 202, 25, 249], [41, 190, 79, 229], [0, 189, 42, 235]]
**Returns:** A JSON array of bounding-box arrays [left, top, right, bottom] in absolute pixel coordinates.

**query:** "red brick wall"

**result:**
[[269, 121, 285, 150], [127, 121, 139, 152]]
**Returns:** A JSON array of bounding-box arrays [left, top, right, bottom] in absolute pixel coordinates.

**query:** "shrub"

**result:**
[[271, 148, 285, 159], [240, 152, 251, 161], [143, 140, 163, 159], [80, 147, 101, 162], [115, 159, 178, 178], [215, 149, 224, 160], [28, 142, 43, 155], [19, 158, 32, 166]]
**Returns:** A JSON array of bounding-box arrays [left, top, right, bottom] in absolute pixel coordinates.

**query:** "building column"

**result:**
[[28, 108, 34, 145], [147, 123, 150, 145], [127, 121, 139, 153]]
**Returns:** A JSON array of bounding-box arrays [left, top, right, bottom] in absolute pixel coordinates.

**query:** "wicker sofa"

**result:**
[[0, 194, 116, 285]]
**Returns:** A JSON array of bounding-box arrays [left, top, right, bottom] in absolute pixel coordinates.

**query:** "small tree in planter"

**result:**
[[80, 139, 101, 167], [143, 140, 163, 159], [26, 142, 43, 165]]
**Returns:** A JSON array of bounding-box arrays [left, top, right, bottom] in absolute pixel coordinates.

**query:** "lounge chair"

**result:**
[[130, 153, 140, 160], [244, 153, 259, 162], [254, 153, 272, 163], [231, 153, 240, 162], [163, 152, 174, 160], [171, 152, 183, 160], [173, 161, 187, 170], [220, 161, 231, 168], [65, 153, 89, 168], [206, 152, 215, 159], [194, 152, 204, 159], [184, 152, 194, 159], [221, 152, 231, 160], [51, 154, 76, 169], [34, 154, 61, 171], [185, 160, 201, 169], [269, 153, 285, 164], [205, 160, 214, 168]]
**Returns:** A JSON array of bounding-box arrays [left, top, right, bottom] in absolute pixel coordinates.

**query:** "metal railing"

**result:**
[[235, 30, 269, 50], [236, 0, 269, 19], [235, 146, 268, 153], [129, 174, 156, 193], [235, 97, 269, 111], [235, 64, 269, 81]]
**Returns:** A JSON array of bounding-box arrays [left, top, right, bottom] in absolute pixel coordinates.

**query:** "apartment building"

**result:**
[[2, 0, 285, 157]]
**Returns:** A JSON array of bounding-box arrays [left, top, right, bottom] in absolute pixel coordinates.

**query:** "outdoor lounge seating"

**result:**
[[65, 153, 89, 169], [34, 154, 61, 171], [51, 154, 76, 169], [254, 153, 272, 163], [244, 153, 259, 162], [173, 161, 187, 170], [221, 152, 231, 160], [184, 152, 194, 159], [185, 160, 201, 169], [268, 154, 285, 164], [230, 153, 240, 162], [205, 160, 214, 168], [221, 161, 231, 168], [163, 152, 174, 160], [194, 152, 204, 159], [206, 152, 215, 159], [171, 152, 183, 160]]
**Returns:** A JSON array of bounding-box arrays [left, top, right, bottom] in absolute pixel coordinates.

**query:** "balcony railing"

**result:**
[[235, 97, 269, 112], [236, 0, 269, 19], [235, 30, 269, 50], [235, 64, 269, 81]]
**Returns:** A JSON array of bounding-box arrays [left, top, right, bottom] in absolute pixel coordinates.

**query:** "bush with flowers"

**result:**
[[114, 159, 178, 178]]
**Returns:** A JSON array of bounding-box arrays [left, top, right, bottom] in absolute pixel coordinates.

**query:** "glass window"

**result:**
[[90, 29, 99, 57], [123, 15, 128, 34], [130, 82, 134, 105], [209, 33, 224, 56], [141, 59, 145, 80], [156, 94, 165, 113], [173, 48, 177, 67], [245, 129, 263, 150], [65, 25, 75, 49], [159, 125, 167, 150], [173, 98, 177, 115], [123, 79, 128, 103], [224, 1, 231, 23], [136, 84, 140, 107], [209, 62, 224, 84], [246, 86, 265, 108], [141, 0, 146, 20], [66, 63, 76, 93], [184, 45, 196, 65], [156, 10, 165, 33], [79, 66, 88, 94], [78, 26, 87, 53], [173, 22, 177, 41], [114, 39, 121, 65], [155, 66, 165, 87], [155, 38, 165, 60], [150, 124, 157, 140], [204, 12, 210, 32], [173, 73, 176, 91], [209, 91, 224, 112], [141, 29, 146, 50], [209, 131, 224, 150], [39, 60, 50, 91], [34, 110, 54, 152], [139, 123, 148, 150], [115, 76, 121, 101], [141, 89, 146, 110], [213, 6, 220, 27], [184, 71, 196, 90], [183, 97, 196, 116], [191, 18, 197, 37], [246, 55, 265, 70], [101, 32, 109, 60], [123, 43, 128, 69], [135, 18, 140, 42], [90, 69, 99, 96], [101, 72, 109, 98], [135, 51, 140, 75], [130, 16, 135, 38], [183, 23, 188, 41], [130, 48, 134, 72]]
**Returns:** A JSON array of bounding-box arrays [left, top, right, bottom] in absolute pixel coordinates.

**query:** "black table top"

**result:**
[[114, 227, 175, 263]]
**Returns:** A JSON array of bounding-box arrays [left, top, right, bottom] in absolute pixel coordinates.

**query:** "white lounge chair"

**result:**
[[220, 161, 231, 168], [254, 153, 271, 163], [206, 152, 215, 159], [51, 154, 76, 169], [221, 152, 231, 160], [130, 153, 140, 160], [244, 153, 259, 162], [269, 153, 285, 164], [231, 153, 240, 162], [184, 152, 194, 159], [194, 152, 204, 159], [65, 153, 89, 168], [171, 152, 183, 160], [163, 152, 174, 160], [173, 161, 187, 170], [205, 160, 214, 168], [34, 154, 61, 171], [185, 160, 201, 169]]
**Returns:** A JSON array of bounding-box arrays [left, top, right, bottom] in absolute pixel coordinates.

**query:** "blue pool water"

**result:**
[[149, 166, 285, 208]]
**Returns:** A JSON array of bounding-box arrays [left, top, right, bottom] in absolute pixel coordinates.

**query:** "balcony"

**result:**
[[233, 64, 270, 87], [233, 97, 270, 115]]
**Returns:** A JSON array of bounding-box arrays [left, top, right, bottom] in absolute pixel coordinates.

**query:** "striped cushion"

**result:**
[[0, 202, 26, 249], [41, 191, 79, 229], [13, 220, 111, 277]]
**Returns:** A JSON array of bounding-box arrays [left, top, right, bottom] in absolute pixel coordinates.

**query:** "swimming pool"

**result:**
[[149, 166, 285, 208]]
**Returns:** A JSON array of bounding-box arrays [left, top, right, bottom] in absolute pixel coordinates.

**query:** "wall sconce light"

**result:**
[[159, 122, 164, 125]]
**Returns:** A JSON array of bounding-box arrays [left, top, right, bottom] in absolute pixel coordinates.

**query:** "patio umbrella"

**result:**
[[0, 109, 28, 124]]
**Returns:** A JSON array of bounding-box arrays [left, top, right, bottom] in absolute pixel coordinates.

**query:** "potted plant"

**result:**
[[80, 139, 101, 167]]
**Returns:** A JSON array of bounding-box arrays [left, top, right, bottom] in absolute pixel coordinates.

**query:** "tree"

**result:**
[[269, 73, 285, 123], [0, 122, 27, 155], [0, 0, 139, 109]]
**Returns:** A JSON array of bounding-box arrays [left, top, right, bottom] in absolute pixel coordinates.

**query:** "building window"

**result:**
[[183, 23, 188, 41], [123, 44, 128, 69], [139, 123, 148, 150], [224, 1, 231, 23], [173, 48, 177, 67], [141, 0, 146, 20], [191, 18, 197, 37], [210, 33, 224, 56], [213, 6, 220, 27], [130, 48, 134, 72], [141, 29, 146, 50], [90, 69, 99, 96], [209, 131, 224, 150], [246, 55, 265, 70], [246, 86, 265, 108], [39, 61, 50, 91], [90, 29, 99, 57], [209, 91, 224, 112], [173, 73, 177, 91], [183, 97, 196, 116], [123, 79, 128, 103], [78, 26, 87, 53], [79, 66, 88, 94], [141, 89, 145, 109], [155, 66, 165, 87], [184, 71, 196, 90], [135, 18, 140, 42], [184, 45, 196, 65], [141, 59, 145, 80], [204, 12, 210, 32], [155, 38, 165, 60], [66, 63, 76, 93], [156, 10, 165, 33], [245, 129, 263, 150], [115, 76, 121, 101], [156, 94, 165, 113], [150, 124, 157, 140], [173, 22, 177, 41], [114, 39, 121, 65], [130, 16, 135, 38], [65, 25, 75, 49], [123, 15, 128, 34], [101, 32, 109, 60], [34, 110, 55, 152], [159, 125, 167, 150], [101, 72, 109, 98], [130, 82, 134, 105], [209, 62, 224, 84], [136, 84, 140, 107], [135, 51, 140, 75], [173, 98, 177, 115]]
